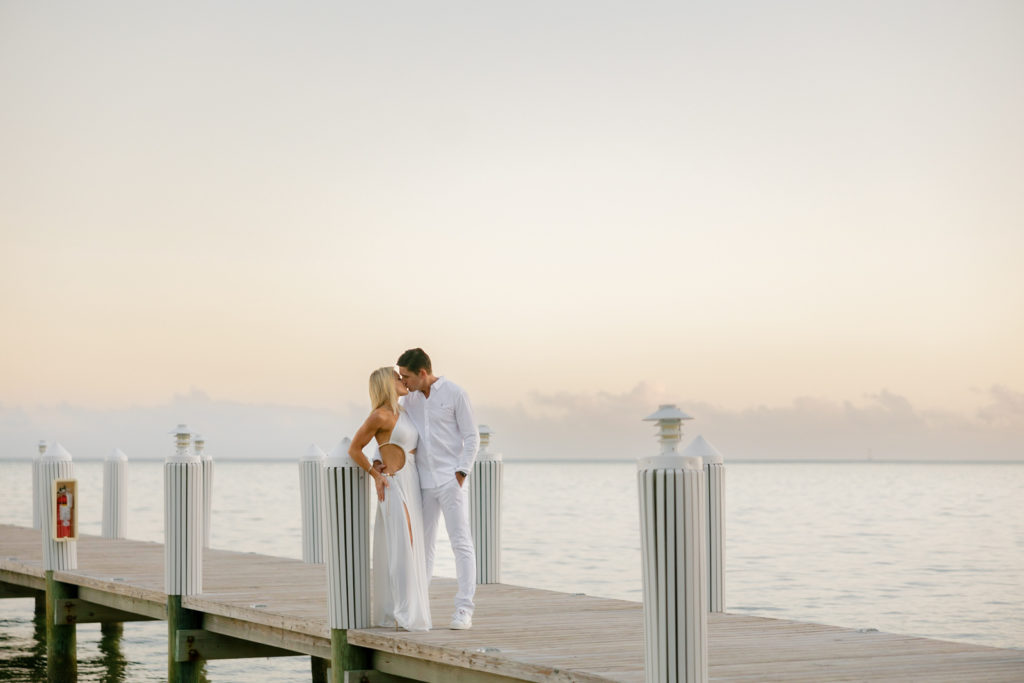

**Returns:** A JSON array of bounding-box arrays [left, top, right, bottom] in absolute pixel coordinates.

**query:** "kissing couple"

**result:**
[[347, 348, 478, 632]]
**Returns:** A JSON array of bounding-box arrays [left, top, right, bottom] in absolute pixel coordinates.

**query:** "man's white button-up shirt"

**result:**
[[403, 376, 479, 490]]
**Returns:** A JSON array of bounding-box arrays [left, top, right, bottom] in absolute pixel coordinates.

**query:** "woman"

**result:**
[[348, 367, 432, 631]]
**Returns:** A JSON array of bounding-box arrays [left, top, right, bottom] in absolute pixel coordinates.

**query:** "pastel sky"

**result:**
[[2, 2, 1022, 461]]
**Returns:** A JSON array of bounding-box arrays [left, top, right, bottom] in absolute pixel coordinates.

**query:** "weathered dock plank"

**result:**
[[2, 524, 1022, 681]]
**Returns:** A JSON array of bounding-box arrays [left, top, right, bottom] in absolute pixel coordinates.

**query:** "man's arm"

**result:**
[[454, 389, 479, 484]]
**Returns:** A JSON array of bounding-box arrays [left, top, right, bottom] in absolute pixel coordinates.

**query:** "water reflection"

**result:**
[[96, 623, 125, 683], [0, 599, 161, 683], [0, 597, 47, 682]]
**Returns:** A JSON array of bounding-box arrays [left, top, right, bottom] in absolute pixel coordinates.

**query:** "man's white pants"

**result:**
[[421, 478, 476, 614]]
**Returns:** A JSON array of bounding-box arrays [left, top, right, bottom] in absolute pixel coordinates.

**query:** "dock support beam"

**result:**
[[45, 571, 77, 682]]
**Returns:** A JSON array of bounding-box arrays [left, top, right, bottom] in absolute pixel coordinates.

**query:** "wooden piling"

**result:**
[[168, 594, 204, 682], [45, 570, 77, 681], [311, 655, 330, 683], [331, 628, 372, 682]]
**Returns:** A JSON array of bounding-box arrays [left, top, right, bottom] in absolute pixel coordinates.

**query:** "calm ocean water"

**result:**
[[1, 459, 1022, 681]]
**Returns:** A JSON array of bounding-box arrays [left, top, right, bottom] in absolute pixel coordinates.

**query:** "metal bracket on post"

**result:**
[[174, 629, 299, 662]]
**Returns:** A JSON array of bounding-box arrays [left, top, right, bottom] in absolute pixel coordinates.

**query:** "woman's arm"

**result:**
[[348, 411, 389, 501]]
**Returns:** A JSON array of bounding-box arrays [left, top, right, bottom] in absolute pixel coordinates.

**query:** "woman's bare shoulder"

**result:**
[[368, 406, 397, 426]]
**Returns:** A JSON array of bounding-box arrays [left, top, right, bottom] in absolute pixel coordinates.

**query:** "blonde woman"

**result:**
[[348, 367, 431, 631]]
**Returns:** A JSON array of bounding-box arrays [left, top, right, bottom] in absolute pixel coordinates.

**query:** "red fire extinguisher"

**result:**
[[56, 487, 72, 539]]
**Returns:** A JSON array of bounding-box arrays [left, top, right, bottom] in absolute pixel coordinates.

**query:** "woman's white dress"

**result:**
[[372, 411, 432, 631]]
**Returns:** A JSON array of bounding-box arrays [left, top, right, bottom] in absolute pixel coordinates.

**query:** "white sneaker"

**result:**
[[449, 608, 472, 630]]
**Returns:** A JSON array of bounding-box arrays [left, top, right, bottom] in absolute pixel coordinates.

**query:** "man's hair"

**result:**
[[397, 348, 432, 374]]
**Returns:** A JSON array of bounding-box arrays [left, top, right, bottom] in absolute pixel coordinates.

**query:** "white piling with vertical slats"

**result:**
[[470, 424, 502, 584], [639, 405, 707, 683], [102, 448, 128, 539], [195, 434, 213, 549], [32, 440, 47, 529], [164, 425, 203, 596], [299, 443, 327, 564], [323, 439, 370, 629], [683, 435, 725, 613], [39, 442, 77, 571]]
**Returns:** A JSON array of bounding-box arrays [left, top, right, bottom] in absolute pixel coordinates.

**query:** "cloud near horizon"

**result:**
[[1, 384, 1021, 463]]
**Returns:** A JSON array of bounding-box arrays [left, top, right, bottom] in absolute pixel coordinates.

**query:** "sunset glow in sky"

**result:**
[[2, 2, 1022, 460]]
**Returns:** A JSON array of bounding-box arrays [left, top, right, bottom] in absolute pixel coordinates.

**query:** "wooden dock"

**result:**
[[2, 523, 1022, 681]]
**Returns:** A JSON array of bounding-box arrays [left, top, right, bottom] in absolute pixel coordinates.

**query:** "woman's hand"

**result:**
[[372, 470, 389, 502]]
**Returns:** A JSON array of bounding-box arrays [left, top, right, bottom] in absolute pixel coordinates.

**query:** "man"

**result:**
[[394, 347, 478, 630]]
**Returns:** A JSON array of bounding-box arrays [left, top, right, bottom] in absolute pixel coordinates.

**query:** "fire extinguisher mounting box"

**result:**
[[53, 479, 78, 542]]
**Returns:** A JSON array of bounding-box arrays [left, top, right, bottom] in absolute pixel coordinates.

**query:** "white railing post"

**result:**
[[323, 439, 371, 630], [683, 435, 725, 613], [164, 425, 202, 596], [639, 405, 707, 683], [299, 443, 327, 564], [39, 442, 77, 572], [195, 434, 213, 549], [470, 424, 502, 584], [33, 440, 47, 529], [102, 448, 129, 539]]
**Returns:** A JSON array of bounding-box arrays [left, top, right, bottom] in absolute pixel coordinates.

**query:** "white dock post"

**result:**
[[102, 448, 129, 539], [323, 439, 371, 630], [39, 442, 77, 572], [639, 405, 707, 683], [470, 424, 503, 584], [683, 435, 725, 613], [323, 439, 372, 680], [32, 440, 48, 616], [32, 440, 47, 529], [195, 434, 213, 549], [165, 424, 204, 682], [299, 443, 327, 564], [39, 442, 78, 680], [165, 425, 203, 596]]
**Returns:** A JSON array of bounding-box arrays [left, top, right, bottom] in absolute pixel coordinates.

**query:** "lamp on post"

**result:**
[[643, 404, 694, 455]]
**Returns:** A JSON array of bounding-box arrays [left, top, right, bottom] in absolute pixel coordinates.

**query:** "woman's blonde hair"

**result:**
[[369, 366, 400, 414]]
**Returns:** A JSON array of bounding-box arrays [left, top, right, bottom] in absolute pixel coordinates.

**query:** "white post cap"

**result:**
[[301, 443, 327, 462], [682, 435, 724, 464], [106, 448, 129, 462], [42, 441, 72, 462], [37, 440, 48, 456], [325, 437, 359, 468]]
